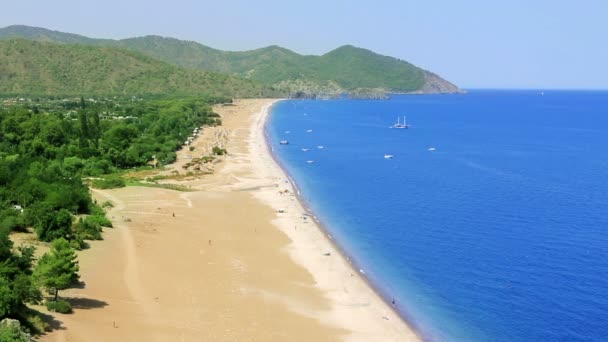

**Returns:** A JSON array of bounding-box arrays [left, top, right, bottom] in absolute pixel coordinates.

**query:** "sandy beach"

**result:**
[[38, 99, 420, 341]]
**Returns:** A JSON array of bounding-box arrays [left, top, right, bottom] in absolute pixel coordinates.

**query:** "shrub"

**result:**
[[164, 152, 177, 164], [63, 156, 85, 176], [189, 146, 195, 151], [85, 215, 112, 228], [101, 200, 113, 209], [73, 218, 102, 241], [82, 158, 113, 177], [46, 299, 72, 314], [89, 203, 105, 216], [212, 146, 227, 155], [87, 204, 112, 227], [69, 236, 89, 250]]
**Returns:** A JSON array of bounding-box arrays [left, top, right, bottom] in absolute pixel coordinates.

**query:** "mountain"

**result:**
[[0, 24, 108, 45], [0, 25, 461, 95], [0, 39, 269, 97]]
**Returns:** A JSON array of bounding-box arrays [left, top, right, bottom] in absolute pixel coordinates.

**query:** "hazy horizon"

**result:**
[[2, 0, 607, 90]]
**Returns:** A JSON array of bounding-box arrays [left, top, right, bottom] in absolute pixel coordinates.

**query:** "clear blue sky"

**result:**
[[2, 0, 607, 89]]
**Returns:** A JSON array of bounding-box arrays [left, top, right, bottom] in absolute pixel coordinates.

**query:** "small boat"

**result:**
[[384, 154, 394, 159], [393, 116, 409, 129], [280, 140, 289, 145], [306, 129, 313, 133], [317, 146, 324, 149], [307, 160, 315, 164], [428, 147, 436, 151], [285, 131, 291, 134], [301, 148, 310, 152]]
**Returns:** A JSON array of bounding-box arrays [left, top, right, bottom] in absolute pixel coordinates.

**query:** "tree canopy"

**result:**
[[0, 96, 226, 243], [33, 238, 79, 301], [0, 228, 40, 318]]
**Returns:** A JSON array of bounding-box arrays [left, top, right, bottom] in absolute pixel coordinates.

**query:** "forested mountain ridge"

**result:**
[[0, 25, 462, 96], [0, 39, 272, 97]]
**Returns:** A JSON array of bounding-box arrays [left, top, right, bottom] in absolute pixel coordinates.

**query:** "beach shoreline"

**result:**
[[250, 100, 420, 340], [35, 98, 419, 341]]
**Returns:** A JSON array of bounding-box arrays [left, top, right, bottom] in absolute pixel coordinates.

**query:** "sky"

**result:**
[[1, 0, 607, 89]]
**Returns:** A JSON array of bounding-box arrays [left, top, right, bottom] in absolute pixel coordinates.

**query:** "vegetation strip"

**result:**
[[0, 95, 226, 337]]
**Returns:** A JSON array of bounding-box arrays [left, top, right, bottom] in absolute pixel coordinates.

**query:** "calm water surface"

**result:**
[[267, 91, 608, 341]]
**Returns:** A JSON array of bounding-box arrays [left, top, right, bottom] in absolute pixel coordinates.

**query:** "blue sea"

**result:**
[[266, 90, 608, 342]]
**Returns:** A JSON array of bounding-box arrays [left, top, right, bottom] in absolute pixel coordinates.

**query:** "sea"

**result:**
[[266, 90, 608, 342]]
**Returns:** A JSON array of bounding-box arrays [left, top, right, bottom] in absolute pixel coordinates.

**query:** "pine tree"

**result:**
[[90, 111, 101, 148], [33, 238, 79, 301], [78, 110, 89, 148]]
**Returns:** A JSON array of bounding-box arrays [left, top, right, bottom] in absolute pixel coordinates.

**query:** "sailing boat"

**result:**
[[393, 116, 409, 129]]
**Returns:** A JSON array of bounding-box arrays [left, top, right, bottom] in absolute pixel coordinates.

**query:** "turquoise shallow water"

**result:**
[[266, 91, 608, 341]]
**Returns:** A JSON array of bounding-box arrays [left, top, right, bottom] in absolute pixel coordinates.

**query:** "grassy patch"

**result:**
[[91, 177, 126, 189], [126, 181, 193, 192]]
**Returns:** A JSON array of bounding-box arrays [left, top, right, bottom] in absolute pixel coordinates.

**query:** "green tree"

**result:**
[[40, 118, 66, 147], [0, 229, 40, 318], [29, 205, 73, 242], [78, 110, 89, 148], [89, 111, 101, 148], [102, 124, 139, 150], [33, 238, 80, 301], [63, 156, 85, 176]]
